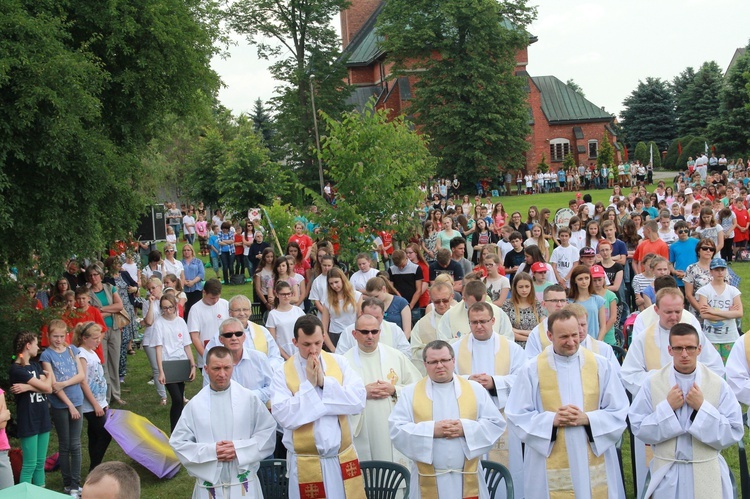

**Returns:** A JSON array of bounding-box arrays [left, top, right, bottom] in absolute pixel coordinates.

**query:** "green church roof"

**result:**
[[531, 76, 613, 124], [341, 3, 386, 67]]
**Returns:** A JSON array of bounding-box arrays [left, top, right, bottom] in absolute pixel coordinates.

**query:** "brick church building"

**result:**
[[340, 0, 619, 173]]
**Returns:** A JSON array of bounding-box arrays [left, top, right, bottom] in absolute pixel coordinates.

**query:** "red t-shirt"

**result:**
[[417, 260, 430, 308], [62, 307, 107, 363], [289, 234, 313, 259], [234, 233, 244, 256], [379, 231, 394, 256], [732, 206, 750, 243], [633, 238, 669, 264]]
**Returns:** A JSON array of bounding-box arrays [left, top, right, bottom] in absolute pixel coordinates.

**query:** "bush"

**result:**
[[260, 199, 298, 254], [634, 142, 648, 166], [664, 135, 695, 170], [677, 136, 708, 169]]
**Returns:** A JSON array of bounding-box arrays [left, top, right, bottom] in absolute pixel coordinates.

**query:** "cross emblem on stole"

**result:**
[[304, 483, 320, 499]]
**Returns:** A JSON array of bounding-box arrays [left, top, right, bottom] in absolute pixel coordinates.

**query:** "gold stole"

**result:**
[[583, 337, 600, 355], [412, 377, 480, 499], [649, 363, 722, 499], [284, 353, 365, 499], [249, 322, 268, 354], [538, 320, 551, 349], [537, 348, 608, 498], [644, 323, 662, 371], [456, 334, 510, 466], [419, 313, 439, 344]]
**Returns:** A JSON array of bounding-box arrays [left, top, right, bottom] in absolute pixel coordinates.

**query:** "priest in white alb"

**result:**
[[271, 315, 367, 499], [411, 282, 455, 375], [725, 333, 750, 422], [343, 313, 421, 468], [505, 309, 628, 499], [452, 301, 526, 497], [629, 323, 743, 499], [437, 281, 514, 341], [170, 346, 277, 498], [389, 340, 505, 499], [524, 284, 568, 359], [335, 297, 411, 357]]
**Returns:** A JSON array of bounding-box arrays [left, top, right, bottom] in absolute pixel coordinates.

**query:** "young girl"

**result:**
[[694, 207, 724, 252], [590, 265, 618, 345], [422, 221, 438, 262], [526, 205, 539, 227], [697, 258, 743, 363], [286, 241, 311, 282], [568, 216, 586, 249], [266, 281, 306, 359], [155, 294, 196, 431], [483, 254, 510, 308], [321, 268, 361, 350], [567, 265, 606, 341], [593, 202, 606, 222], [539, 208, 556, 247], [10, 331, 52, 486], [141, 278, 167, 404], [632, 254, 658, 310], [584, 221, 601, 252], [166, 226, 177, 244], [254, 248, 276, 312], [163, 273, 187, 318], [74, 322, 112, 471], [195, 215, 209, 257], [471, 218, 498, 264], [40, 320, 85, 494], [530, 261, 551, 302], [268, 256, 300, 306], [523, 223, 550, 261], [717, 207, 737, 262], [501, 272, 543, 348]]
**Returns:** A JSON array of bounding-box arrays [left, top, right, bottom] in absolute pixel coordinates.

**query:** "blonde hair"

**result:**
[[326, 268, 357, 315], [73, 322, 103, 347]]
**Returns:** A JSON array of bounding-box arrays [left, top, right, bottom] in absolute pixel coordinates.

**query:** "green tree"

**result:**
[[597, 131, 615, 170], [646, 141, 662, 168], [677, 137, 708, 169], [228, 0, 352, 191], [664, 138, 682, 170], [377, 0, 536, 184], [217, 125, 291, 215], [634, 142, 649, 166], [566, 79, 585, 97], [183, 127, 227, 208], [312, 102, 437, 263], [708, 41, 750, 156], [250, 98, 276, 149], [675, 61, 723, 137], [563, 151, 576, 171], [537, 154, 550, 173], [620, 77, 677, 150]]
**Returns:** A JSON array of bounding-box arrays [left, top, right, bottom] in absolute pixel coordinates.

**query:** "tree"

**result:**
[[566, 79, 585, 97], [620, 77, 677, 151], [664, 138, 681, 170], [671, 66, 695, 134], [216, 124, 291, 215], [537, 154, 550, 173], [183, 127, 227, 208], [677, 137, 708, 169], [634, 142, 649, 166], [228, 0, 352, 191], [377, 0, 537, 184], [312, 102, 437, 263], [597, 131, 615, 170], [708, 41, 750, 156], [675, 61, 723, 137], [563, 151, 576, 172], [250, 98, 276, 149]]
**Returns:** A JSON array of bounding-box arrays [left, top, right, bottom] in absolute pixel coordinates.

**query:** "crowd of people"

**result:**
[[6, 153, 750, 498]]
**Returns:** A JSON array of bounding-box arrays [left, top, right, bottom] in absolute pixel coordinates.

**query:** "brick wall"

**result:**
[[341, 0, 382, 48]]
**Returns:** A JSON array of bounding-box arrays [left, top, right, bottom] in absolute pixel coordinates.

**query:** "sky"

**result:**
[[210, 0, 750, 120]]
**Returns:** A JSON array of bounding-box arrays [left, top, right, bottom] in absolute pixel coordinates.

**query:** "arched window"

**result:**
[[549, 138, 570, 162]]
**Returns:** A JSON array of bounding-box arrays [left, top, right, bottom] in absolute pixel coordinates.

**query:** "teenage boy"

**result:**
[[550, 227, 579, 289], [502, 231, 526, 282], [668, 221, 698, 293]]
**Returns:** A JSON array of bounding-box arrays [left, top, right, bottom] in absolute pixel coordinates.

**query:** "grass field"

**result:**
[[37, 183, 750, 498]]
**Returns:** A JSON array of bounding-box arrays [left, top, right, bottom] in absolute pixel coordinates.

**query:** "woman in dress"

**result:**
[[684, 238, 717, 322], [501, 272, 543, 348], [154, 294, 196, 432], [422, 221, 438, 263], [321, 268, 361, 351], [266, 281, 306, 359]]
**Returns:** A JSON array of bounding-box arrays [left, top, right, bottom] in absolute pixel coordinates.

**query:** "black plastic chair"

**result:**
[[611, 345, 626, 365], [257, 459, 288, 499], [250, 302, 265, 323], [360, 460, 410, 499], [481, 459, 513, 499]]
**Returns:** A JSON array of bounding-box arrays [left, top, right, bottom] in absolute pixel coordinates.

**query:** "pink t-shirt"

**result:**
[[195, 220, 208, 237], [0, 390, 8, 451]]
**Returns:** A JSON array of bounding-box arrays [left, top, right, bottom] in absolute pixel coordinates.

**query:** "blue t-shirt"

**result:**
[[208, 233, 220, 257], [384, 296, 410, 330], [558, 170, 566, 182], [574, 295, 606, 340], [610, 239, 628, 260], [40, 346, 84, 409], [669, 237, 699, 286]]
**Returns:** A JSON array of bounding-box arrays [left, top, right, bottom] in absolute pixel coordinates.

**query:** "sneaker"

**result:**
[[147, 379, 155, 385]]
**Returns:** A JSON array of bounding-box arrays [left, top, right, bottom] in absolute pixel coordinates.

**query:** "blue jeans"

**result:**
[[170, 224, 181, 239], [185, 233, 195, 244], [220, 252, 234, 284], [210, 254, 220, 275], [50, 407, 83, 489]]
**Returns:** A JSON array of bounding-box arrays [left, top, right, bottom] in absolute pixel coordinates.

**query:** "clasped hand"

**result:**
[[553, 404, 589, 427], [305, 355, 325, 387], [667, 383, 703, 411], [434, 419, 464, 439]]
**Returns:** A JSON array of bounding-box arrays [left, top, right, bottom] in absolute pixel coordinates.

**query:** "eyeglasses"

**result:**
[[431, 298, 451, 305], [162, 306, 175, 311], [670, 346, 699, 354], [220, 331, 244, 338], [356, 329, 380, 335], [469, 319, 492, 326], [425, 358, 454, 366], [700, 247, 715, 252], [229, 308, 251, 314]]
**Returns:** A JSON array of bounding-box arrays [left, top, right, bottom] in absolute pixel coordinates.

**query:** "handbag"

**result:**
[[113, 309, 131, 329]]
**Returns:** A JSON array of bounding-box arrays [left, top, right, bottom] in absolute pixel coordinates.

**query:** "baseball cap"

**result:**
[[684, 188, 693, 195], [710, 258, 728, 270], [531, 262, 547, 273], [579, 246, 596, 257], [589, 265, 606, 278]]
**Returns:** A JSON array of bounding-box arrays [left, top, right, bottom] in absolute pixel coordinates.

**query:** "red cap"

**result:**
[[589, 265, 606, 278], [531, 262, 547, 273]]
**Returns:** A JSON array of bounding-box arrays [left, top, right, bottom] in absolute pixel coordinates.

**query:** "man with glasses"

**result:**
[[187, 278, 230, 369], [506, 309, 628, 498], [343, 314, 420, 469], [630, 324, 742, 499], [202, 295, 283, 372], [622, 287, 724, 494], [525, 284, 569, 358], [335, 298, 411, 357], [389, 340, 505, 499], [410, 282, 456, 374], [171, 345, 276, 499], [200, 318, 272, 404], [453, 302, 526, 496], [668, 221, 698, 294]]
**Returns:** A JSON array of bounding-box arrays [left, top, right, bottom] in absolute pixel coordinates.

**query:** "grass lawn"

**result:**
[[37, 184, 750, 498]]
